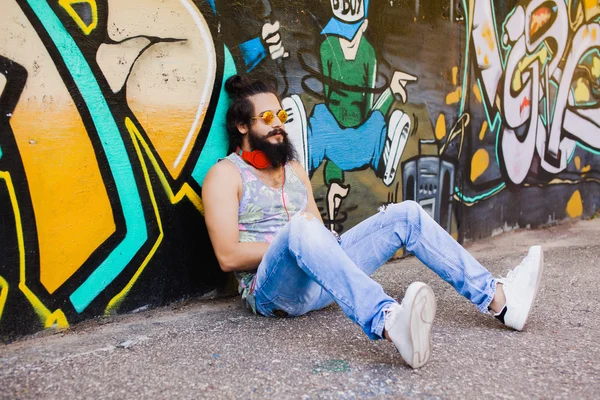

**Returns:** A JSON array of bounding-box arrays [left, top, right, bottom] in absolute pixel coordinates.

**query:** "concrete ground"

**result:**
[[1, 218, 599, 399]]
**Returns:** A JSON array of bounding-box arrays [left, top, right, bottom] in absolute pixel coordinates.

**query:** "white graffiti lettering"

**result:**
[[471, 0, 600, 183]]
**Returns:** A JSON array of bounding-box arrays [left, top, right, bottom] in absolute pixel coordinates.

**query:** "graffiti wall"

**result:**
[[456, 0, 600, 238], [1, 0, 598, 339]]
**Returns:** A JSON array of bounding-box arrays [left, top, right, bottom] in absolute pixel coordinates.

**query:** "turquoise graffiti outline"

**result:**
[[191, 44, 236, 186], [26, 0, 148, 313]]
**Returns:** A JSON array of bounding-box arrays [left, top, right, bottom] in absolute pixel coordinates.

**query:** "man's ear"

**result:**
[[237, 122, 249, 135]]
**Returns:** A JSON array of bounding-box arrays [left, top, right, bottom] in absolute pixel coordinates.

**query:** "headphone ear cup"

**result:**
[[237, 147, 271, 169], [250, 151, 270, 169]]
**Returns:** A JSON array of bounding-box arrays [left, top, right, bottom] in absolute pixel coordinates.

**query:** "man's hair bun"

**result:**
[[224, 75, 253, 98]]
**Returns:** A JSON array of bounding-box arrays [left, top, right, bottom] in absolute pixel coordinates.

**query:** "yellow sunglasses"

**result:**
[[251, 109, 289, 125]]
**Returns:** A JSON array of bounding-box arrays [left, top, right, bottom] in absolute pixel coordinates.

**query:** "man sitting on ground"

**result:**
[[202, 74, 544, 369]]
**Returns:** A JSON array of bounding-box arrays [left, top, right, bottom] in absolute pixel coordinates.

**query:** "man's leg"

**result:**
[[338, 201, 497, 311], [252, 211, 437, 368], [307, 200, 493, 312], [326, 201, 542, 330], [252, 212, 397, 340]]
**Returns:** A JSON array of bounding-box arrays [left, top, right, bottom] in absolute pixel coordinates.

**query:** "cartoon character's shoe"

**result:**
[[282, 94, 309, 172], [381, 110, 411, 186], [326, 181, 350, 231]]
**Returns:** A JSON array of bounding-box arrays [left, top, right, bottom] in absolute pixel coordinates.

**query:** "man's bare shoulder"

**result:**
[[204, 158, 241, 188]]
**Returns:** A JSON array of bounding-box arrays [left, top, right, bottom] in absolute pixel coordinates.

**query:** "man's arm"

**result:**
[[290, 161, 324, 224], [203, 160, 269, 272]]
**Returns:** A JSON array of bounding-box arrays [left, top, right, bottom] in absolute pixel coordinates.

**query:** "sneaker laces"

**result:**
[[384, 308, 393, 320], [498, 269, 517, 285]]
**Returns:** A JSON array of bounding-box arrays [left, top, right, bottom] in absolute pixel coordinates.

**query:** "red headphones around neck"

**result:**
[[236, 147, 271, 169]]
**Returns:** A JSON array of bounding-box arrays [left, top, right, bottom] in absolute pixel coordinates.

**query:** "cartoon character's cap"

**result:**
[[321, 18, 364, 41], [321, 0, 369, 41]]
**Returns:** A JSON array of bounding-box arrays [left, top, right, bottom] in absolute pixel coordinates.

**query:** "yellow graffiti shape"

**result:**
[[124, 118, 204, 214], [45, 309, 69, 329], [435, 114, 447, 140], [11, 103, 116, 295], [582, 0, 600, 21], [446, 87, 462, 105], [0, 276, 8, 321], [574, 155, 581, 170], [58, 0, 98, 35], [5, 0, 114, 294], [566, 190, 583, 218], [481, 22, 496, 50], [473, 85, 482, 104], [592, 57, 600, 78], [513, 48, 549, 92], [1, 171, 69, 329], [574, 78, 591, 103], [452, 66, 458, 86], [481, 23, 496, 51], [479, 121, 488, 140], [470, 148, 490, 182], [582, 165, 591, 173], [583, 0, 597, 12], [105, 117, 165, 315]]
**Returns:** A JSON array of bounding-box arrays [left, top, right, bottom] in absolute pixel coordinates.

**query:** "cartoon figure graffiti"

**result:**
[[283, 0, 417, 230]]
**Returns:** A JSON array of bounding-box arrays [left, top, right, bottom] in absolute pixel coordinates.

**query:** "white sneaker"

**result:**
[[281, 94, 309, 172], [495, 245, 544, 331], [384, 282, 436, 368], [381, 110, 411, 186]]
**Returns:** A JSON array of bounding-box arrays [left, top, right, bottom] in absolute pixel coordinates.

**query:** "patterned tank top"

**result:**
[[225, 153, 308, 312]]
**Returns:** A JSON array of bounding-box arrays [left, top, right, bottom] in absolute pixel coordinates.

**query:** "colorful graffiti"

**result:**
[[467, 0, 600, 185], [1, 0, 598, 339], [0, 0, 290, 339], [283, 0, 420, 231], [428, 0, 600, 240]]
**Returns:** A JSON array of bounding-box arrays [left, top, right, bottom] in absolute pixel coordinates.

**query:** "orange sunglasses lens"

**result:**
[[261, 111, 275, 125], [277, 109, 288, 123]]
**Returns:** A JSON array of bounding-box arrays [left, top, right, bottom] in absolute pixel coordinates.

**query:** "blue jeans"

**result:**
[[252, 201, 497, 340]]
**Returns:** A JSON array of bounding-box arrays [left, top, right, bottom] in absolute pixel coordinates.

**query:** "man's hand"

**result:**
[[390, 71, 418, 103], [262, 21, 289, 60]]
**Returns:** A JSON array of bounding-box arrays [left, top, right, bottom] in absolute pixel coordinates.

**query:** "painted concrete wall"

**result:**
[[1, 0, 598, 339]]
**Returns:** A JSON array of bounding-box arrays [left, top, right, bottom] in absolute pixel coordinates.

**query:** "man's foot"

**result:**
[[281, 94, 309, 172], [384, 282, 436, 368], [380, 109, 411, 186], [495, 245, 544, 331]]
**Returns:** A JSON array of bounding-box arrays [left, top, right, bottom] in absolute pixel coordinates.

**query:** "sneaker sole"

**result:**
[[520, 245, 544, 330], [407, 284, 436, 368], [511, 246, 544, 331]]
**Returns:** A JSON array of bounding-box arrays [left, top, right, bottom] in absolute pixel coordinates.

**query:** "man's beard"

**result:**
[[248, 127, 297, 168]]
